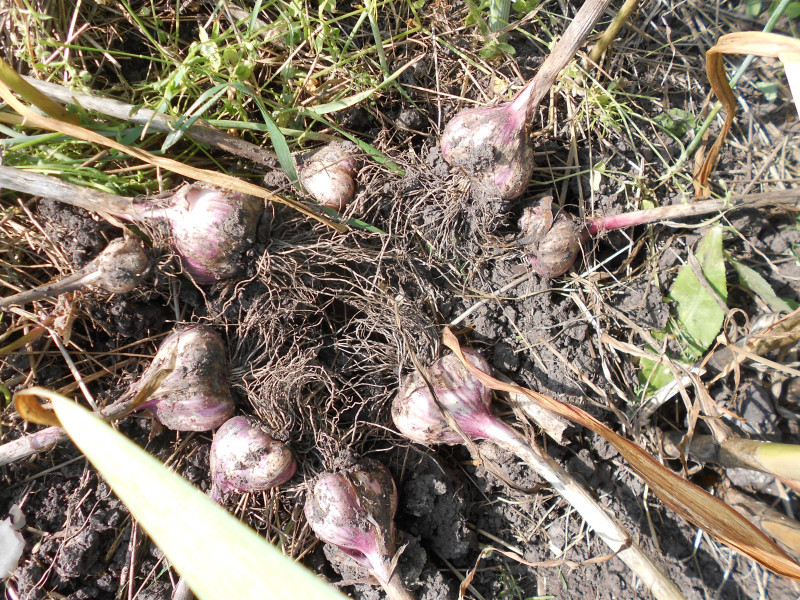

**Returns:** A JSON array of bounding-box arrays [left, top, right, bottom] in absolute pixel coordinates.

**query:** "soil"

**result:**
[[2, 1, 800, 600]]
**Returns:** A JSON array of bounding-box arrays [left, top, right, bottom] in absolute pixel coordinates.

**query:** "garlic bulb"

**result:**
[[518, 199, 581, 277], [210, 416, 296, 501], [137, 325, 235, 431], [0, 236, 148, 310], [440, 83, 535, 200], [298, 143, 358, 211], [91, 236, 150, 293], [162, 184, 263, 284], [305, 460, 399, 583], [392, 348, 508, 445]]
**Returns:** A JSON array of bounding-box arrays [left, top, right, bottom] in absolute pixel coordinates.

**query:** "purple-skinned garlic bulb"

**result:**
[[298, 142, 359, 211], [141, 183, 263, 284], [172, 416, 295, 600], [439, 0, 622, 200], [518, 197, 582, 278], [209, 416, 296, 502], [305, 460, 413, 600], [393, 348, 516, 446], [440, 81, 536, 200], [136, 325, 235, 431], [0, 236, 148, 310]]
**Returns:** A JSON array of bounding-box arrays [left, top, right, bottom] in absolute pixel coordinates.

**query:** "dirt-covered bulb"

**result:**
[[518, 199, 581, 277], [136, 325, 235, 431], [209, 416, 296, 501], [440, 84, 535, 200], [163, 184, 263, 284], [393, 348, 506, 444], [304, 460, 399, 583], [0, 236, 148, 310], [90, 236, 150, 293], [298, 143, 359, 211]]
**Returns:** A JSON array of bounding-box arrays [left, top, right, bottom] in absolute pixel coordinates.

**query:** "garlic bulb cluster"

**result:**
[[393, 348, 512, 445], [209, 416, 296, 501], [0, 236, 148, 310], [298, 143, 359, 211], [518, 198, 582, 277], [304, 460, 399, 583], [440, 83, 535, 200], [0, 168, 263, 286], [137, 325, 235, 431]]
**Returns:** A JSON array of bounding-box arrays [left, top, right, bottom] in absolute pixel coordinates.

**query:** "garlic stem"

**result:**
[[0, 426, 66, 467], [585, 190, 800, 236], [486, 421, 687, 600], [0, 399, 131, 467], [20, 76, 280, 169], [380, 571, 415, 600], [521, 0, 614, 115], [0, 165, 138, 217], [0, 271, 98, 310]]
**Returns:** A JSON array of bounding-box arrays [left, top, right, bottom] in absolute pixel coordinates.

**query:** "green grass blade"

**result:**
[[227, 82, 299, 186], [45, 390, 345, 600], [163, 83, 229, 151], [301, 56, 421, 116]]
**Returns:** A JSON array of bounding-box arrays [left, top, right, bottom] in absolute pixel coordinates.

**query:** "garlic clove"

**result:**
[[138, 325, 235, 431], [298, 142, 359, 211], [166, 184, 263, 284], [392, 348, 500, 445], [210, 416, 296, 501]]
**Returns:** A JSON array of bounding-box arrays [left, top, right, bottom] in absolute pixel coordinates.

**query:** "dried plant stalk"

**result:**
[[696, 32, 800, 195]]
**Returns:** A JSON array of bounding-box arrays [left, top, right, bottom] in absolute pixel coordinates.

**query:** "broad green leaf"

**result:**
[[668, 226, 727, 357], [745, 0, 764, 16], [728, 254, 797, 313], [654, 108, 697, 137], [755, 80, 780, 103], [42, 389, 345, 600], [637, 357, 676, 391]]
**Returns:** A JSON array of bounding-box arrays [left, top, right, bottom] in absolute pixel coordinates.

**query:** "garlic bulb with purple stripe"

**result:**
[[157, 184, 262, 284], [440, 83, 535, 200], [137, 325, 235, 431], [393, 348, 512, 445], [304, 460, 413, 600]]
